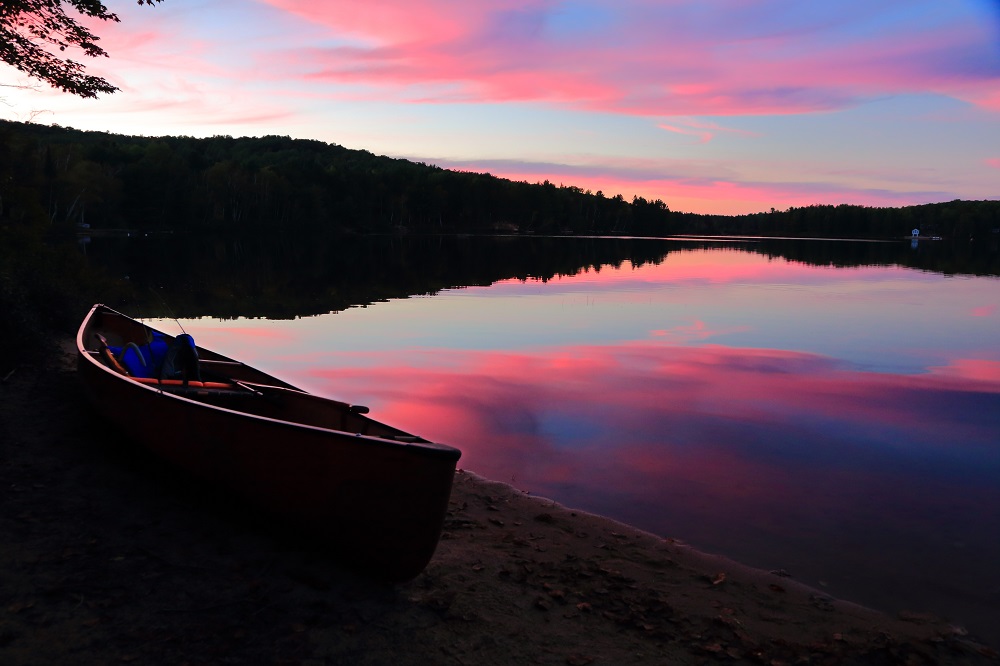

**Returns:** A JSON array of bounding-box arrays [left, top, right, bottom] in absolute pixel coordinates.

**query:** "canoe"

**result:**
[[76, 303, 461, 581]]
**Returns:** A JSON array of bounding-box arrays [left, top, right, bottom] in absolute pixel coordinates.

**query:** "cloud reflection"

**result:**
[[303, 343, 1000, 493], [297, 340, 1000, 619], [174, 296, 1000, 636]]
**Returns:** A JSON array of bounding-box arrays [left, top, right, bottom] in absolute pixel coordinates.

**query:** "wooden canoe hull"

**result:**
[[77, 304, 461, 581]]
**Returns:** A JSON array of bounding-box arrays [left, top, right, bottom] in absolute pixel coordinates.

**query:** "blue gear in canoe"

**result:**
[[109, 332, 200, 382]]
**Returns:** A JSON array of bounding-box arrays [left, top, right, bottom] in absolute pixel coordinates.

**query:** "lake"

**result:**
[[96, 234, 1000, 645]]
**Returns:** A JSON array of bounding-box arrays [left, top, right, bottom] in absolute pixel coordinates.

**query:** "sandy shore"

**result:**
[[1, 346, 996, 664]]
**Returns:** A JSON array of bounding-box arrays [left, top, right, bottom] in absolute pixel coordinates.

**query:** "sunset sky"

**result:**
[[3, 0, 999, 214]]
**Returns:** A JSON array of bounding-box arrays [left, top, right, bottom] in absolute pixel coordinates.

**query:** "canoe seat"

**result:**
[[94, 336, 240, 394], [132, 377, 234, 390], [130, 376, 255, 397]]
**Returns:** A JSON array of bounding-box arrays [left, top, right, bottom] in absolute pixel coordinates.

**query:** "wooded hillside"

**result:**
[[2, 120, 997, 239]]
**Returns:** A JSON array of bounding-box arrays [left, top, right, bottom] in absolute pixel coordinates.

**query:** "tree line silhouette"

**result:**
[[3, 119, 998, 240]]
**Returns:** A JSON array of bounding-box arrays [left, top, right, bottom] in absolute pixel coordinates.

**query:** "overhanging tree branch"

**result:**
[[0, 0, 161, 98]]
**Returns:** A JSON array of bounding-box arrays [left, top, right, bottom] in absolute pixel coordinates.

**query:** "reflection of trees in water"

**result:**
[[85, 235, 999, 320], [753, 236, 1000, 277], [91, 235, 679, 318]]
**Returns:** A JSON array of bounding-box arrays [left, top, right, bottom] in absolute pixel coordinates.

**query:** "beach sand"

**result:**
[[0, 345, 996, 664]]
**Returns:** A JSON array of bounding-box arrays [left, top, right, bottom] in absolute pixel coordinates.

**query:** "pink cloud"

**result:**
[[987, 158, 1000, 169], [657, 118, 759, 144], [258, 0, 1000, 116], [425, 156, 955, 215], [78, 11, 214, 77], [259, 0, 492, 45], [954, 82, 1000, 112]]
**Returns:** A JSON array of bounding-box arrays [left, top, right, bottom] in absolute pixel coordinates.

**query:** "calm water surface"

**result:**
[[152, 242, 1000, 643]]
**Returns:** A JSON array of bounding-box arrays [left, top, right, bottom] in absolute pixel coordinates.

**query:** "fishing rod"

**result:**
[[148, 286, 187, 335]]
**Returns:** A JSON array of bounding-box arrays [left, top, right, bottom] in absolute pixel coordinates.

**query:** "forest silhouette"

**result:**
[[3, 119, 998, 240]]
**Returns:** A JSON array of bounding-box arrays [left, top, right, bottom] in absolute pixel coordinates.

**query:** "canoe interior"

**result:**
[[80, 305, 452, 445]]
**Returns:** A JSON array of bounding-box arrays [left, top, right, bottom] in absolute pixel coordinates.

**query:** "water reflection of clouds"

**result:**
[[929, 358, 1000, 384], [174, 248, 999, 383], [648, 319, 749, 342], [300, 341, 1000, 591], [162, 322, 297, 351], [303, 343, 1000, 474], [168, 248, 1000, 639], [971, 304, 997, 317], [192, 311, 1000, 632]]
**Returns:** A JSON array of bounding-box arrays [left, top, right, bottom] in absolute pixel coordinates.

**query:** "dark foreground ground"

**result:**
[[1, 343, 997, 665]]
